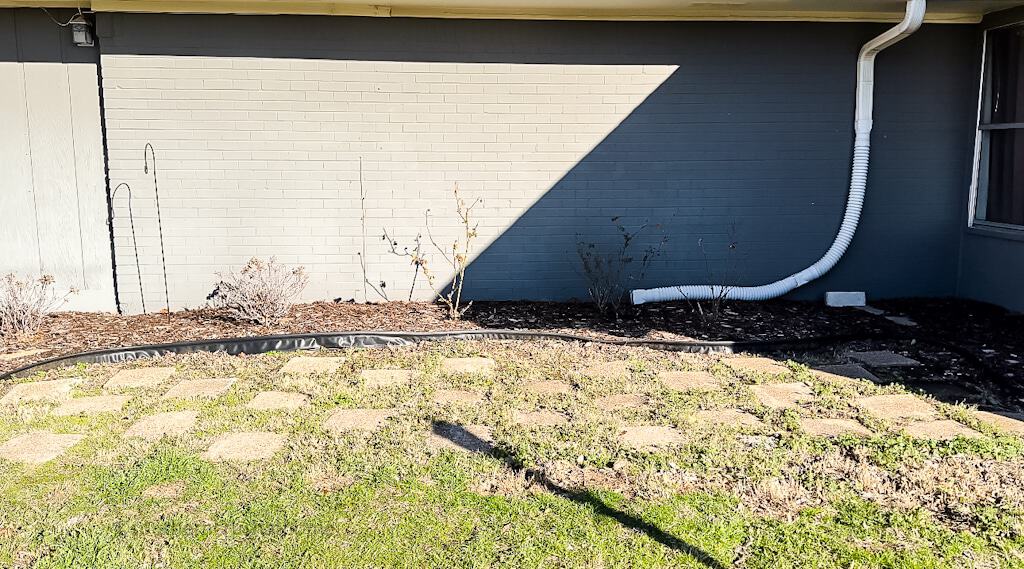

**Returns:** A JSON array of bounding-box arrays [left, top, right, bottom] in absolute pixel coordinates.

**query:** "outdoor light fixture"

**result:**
[[69, 14, 94, 47]]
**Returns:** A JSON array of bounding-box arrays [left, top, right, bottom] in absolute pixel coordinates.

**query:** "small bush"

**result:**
[[577, 219, 667, 318], [0, 273, 72, 337], [207, 257, 308, 325]]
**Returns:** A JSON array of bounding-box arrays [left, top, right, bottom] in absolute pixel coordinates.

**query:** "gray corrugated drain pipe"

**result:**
[[631, 0, 927, 305]]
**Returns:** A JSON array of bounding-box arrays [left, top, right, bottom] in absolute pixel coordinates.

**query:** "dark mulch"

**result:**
[[1, 297, 1021, 412], [0, 299, 884, 375]]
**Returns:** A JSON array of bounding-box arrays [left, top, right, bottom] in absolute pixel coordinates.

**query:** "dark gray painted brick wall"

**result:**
[[98, 14, 980, 303]]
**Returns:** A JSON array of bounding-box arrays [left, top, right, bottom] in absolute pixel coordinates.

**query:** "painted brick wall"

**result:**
[[97, 14, 977, 312]]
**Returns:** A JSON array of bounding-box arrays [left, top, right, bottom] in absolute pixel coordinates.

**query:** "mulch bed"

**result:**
[[1, 299, 885, 375], [1, 298, 1021, 411]]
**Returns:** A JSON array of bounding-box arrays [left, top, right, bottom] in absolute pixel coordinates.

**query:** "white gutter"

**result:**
[[630, 0, 927, 305]]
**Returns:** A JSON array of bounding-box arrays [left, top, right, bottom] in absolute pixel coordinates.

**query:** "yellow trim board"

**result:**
[[1, 0, 987, 23]]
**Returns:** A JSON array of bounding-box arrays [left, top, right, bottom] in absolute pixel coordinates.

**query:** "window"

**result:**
[[973, 23, 1024, 229]]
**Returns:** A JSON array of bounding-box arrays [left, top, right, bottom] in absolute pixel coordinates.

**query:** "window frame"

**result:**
[[969, 21, 1024, 233]]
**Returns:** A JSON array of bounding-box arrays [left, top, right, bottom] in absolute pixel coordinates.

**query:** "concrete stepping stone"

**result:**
[[847, 351, 920, 367], [0, 348, 48, 362], [885, 315, 918, 327], [280, 356, 346, 376], [202, 432, 286, 462], [360, 369, 416, 388], [0, 432, 84, 464], [524, 380, 573, 395], [658, 370, 718, 391], [54, 395, 129, 417], [0, 379, 74, 406], [902, 420, 982, 440], [975, 410, 1024, 435], [432, 389, 484, 406], [124, 410, 198, 441], [749, 382, 813, 410], [594, 394, 647, 411], [692, 409, 763, 428], [105, 367, 176, 390], [440, 357, 496, 375], [162, 378, 235, 400], [245, 391, 309, 411], [726, 357, 790, 376], [142, 481, 185, 500], [800, 418, 871, 438], [583, 360, 631, 379], [428, 423, 494, 453], [619, 426, 685, 450], [513, 410, 568, 427], [814, 364, 880, 383], [323, 408, 396, 433], [855, 394, 935, 421]]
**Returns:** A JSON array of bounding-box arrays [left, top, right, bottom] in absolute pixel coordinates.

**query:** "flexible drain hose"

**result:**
[[630, 0, 927, 305]]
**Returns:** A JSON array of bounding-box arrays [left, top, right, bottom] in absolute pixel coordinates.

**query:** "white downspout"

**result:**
[[630, 0, 927, 305]]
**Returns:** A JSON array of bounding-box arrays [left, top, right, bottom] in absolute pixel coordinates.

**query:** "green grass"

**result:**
[[1, 340, 1022, 568]]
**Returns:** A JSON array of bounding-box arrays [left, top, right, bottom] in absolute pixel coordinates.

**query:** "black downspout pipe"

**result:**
[[92, 14, 122, 314]]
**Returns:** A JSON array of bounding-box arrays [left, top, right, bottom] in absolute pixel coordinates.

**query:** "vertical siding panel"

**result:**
[[67, 62, 113, 293], [0, 61, 41, 276], [23, 62, 85, 288]]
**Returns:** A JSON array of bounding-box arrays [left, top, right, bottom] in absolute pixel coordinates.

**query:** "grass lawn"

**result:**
[[0, 340, 1022, 568]]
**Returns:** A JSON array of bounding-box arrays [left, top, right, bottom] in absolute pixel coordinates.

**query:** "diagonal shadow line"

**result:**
[[430, 421, 727, 569]]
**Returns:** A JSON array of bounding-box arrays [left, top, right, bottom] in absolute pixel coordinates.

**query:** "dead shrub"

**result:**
[[207, 257, 308, 325], [0, 273, 74, 338], [576, 218, 667, 318]]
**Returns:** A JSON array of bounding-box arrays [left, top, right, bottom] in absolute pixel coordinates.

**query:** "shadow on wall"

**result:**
[[95, 14, 975, 304]]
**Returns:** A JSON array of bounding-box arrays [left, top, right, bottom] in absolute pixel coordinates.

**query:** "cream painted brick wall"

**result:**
[[101, 54, 674, 312]]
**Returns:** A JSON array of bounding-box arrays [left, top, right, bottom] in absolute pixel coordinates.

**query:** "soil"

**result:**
[[1, 297, 1021, 411]]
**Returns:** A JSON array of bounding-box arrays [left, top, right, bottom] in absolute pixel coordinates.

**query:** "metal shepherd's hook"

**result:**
[[144, 143, 171, 322], [111, 182, 147, 314]]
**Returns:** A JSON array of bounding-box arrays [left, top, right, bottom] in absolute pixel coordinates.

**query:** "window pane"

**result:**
[[988, 25, 1024, 124], [985, 128, 1024, 226]]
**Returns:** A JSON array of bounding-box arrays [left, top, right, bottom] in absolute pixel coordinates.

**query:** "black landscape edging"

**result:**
[[1, 329, 888, 380]]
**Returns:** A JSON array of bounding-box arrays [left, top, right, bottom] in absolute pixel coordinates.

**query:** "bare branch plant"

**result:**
[[207, 257, 308, 325], [0, 273, 75, 339]]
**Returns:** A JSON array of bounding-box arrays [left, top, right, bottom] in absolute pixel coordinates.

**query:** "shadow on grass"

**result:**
[[430, 421, 727, 569]]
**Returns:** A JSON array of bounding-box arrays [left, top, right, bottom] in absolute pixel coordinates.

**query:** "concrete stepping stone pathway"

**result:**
[[203, 432, 286, 462], [726, 357, 790, 376], [847, 351, 920, 367], [749, 382, 813, 410], [800, 418, 871, 438], [124, 410, 198, 441], [54, 395, 129, 417], [658, 371, 718, 391], [428, 423, 494, 453], [902, 420, 981, 440], [360, 369, 416, 388], [594, 394, 647, 411], [0, 348, 49, 362], [524, 380, 573, 395], [582, 360, 631, 379], [975, 410, 1024, 435], [162, 378, 235, 400], [0, 379, 74, 406], [432, 389, 484, 406], [440, 357, 495, 375], [619, 426, 685, 450], [105, 367, 176, 390], [246, 391, 309, 411], [692, 409, 763, 428], [855, 394, 935, 421], [513, 410, 568, 427], [0, 432, 84, 464], [280, 356, 346, 376], [813, 364, 880, 383], [324, 408, 396, 433]]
